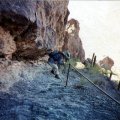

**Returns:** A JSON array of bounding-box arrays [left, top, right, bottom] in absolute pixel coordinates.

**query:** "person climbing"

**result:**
[[47, 49, 70, 79]]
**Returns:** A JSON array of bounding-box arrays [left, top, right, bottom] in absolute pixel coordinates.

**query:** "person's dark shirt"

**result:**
[[48, 50, 64, 65]]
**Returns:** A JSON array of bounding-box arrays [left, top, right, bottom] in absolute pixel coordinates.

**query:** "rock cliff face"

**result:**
[[62, 19, 85, 62], [0, 0, 69, 60]]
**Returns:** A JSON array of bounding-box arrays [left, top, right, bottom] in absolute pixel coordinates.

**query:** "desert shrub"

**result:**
[[93, 79, 105, 88], [87, 65, 101, 75], [73, 77, 88, 89], [60, 58, 81, 73], [79, 77, 88, 86], [68, 58, 81, 66]]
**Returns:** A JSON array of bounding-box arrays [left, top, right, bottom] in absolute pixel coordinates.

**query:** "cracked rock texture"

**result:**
[[0, 0, 69, 60], [0, 27, 16, 59], [0, 0, 85, 61]]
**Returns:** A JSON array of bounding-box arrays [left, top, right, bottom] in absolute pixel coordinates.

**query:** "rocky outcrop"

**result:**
[[62, 19, 85, 62], [99, 56, 114, 70], [0, 27, 16, 59], [0, 0, 69, 60]]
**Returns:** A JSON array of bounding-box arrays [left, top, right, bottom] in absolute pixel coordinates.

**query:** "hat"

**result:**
[[63, 51, 71, 60]]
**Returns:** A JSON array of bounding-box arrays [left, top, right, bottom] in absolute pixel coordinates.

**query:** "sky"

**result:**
[[68, 0, 120, 70]]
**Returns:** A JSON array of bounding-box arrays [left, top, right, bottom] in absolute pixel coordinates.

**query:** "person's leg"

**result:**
[[52, 64, 60, 79], [49, 63, 60, 79], [48, 62, 55, 74], [52, 64, 59, 75]]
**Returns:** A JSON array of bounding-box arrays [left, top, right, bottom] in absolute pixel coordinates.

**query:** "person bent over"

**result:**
[[48, 50, 70, 79]]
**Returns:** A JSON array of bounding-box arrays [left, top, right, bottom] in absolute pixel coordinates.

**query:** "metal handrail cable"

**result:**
[[70, 64, 120, 106]]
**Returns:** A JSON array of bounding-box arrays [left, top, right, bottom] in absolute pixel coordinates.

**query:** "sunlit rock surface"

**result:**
[[62, 19, 85, 62], [99, 56, 114, 70]]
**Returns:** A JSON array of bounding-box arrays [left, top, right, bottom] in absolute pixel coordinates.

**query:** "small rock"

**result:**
[[75, 62, 85, 69]]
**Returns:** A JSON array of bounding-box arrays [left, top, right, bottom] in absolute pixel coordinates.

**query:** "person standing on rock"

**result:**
[[47, 49, 70, 79]]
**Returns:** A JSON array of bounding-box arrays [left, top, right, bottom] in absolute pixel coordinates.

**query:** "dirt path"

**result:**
[[0, 62, 120, 120]]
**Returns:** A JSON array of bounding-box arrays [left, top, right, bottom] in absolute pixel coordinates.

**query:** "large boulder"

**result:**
[[0, 0, 69, 60], [62, 19, 85, 62], [99, 56, 114, 70]]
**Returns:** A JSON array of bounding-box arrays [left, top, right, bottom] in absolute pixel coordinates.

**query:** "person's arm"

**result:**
[[58, 57, 65, 65]]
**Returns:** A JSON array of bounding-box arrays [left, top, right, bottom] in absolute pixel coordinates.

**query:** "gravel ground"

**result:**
[[0, 62, 120, 120]]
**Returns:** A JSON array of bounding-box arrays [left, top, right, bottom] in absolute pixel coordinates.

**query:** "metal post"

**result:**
[[93, 55, 96, 67], [91, 53, 95, 66], [65, 63, 70, 87], [118, 81, 120, 90], [109, 72, 113, 80]]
